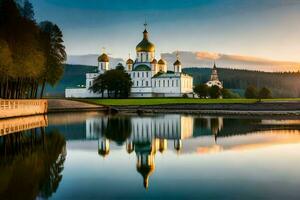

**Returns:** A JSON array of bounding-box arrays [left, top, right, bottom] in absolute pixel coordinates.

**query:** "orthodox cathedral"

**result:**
[[65, 24, 194, 98]]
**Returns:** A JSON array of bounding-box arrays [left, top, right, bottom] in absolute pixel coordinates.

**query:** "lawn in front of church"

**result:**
[[83, 98, 300, 106]]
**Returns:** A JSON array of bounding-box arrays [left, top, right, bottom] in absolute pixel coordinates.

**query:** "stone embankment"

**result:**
[[111, 102, 300, 116]]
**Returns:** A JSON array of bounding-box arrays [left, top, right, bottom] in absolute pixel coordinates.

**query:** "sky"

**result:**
[[31, 0, 300, 62]]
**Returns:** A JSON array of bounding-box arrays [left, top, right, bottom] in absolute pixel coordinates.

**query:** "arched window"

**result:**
[[137, 72, 139, 78], [146, 81, 148, 87]]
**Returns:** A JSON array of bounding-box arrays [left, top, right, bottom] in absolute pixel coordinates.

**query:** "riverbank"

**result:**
[[108, 103, 300, 116], [82, 98, 300, 116], [47, 99, 108, 113], [85, 98, 300, 106]]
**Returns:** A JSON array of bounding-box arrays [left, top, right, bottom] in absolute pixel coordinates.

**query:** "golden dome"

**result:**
[[126, 58, 134, 64], [136, 29, 155, 52], [137, 164, 155, 189], [98, 149, 110, 157], [150, 59, 157, 64], [158, 59, 166, 65], [98, 53, 109, 62], [173, 59, 181, 66]]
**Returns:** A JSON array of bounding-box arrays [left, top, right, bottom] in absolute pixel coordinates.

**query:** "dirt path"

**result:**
[[47, 99, 108, 113]]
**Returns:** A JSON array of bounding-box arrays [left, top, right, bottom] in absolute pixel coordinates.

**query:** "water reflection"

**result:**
[[1, 113, 300, 198], [0, 124, 66, 199], [77, 114, 300, 189]]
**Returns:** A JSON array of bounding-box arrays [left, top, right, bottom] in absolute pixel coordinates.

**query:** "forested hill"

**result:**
[[45, 64, 300, 98], [183, 68, 300, 98], [44, 64, 97, 96]]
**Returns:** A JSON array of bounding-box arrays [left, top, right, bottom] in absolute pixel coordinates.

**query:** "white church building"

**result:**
[[65, 24, 193, 98]]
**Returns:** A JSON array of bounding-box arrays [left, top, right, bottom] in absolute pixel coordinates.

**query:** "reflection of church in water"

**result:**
[[86, 115, 194, 189]]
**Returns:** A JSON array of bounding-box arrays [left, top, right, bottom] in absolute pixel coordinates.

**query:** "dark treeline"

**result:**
[[184, 68, 300, 98], [0, 0, 66, 99], [90, 64, 132, 98]]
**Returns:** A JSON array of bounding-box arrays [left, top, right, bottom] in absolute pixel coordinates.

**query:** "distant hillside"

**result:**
[[44, 64, 300, 98], [67, 52, 300, 72], [44, 64, 97, 97], [67, 54, 124, 67], [183, 68, 300, 98]]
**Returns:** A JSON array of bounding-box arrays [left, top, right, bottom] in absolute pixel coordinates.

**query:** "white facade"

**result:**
[[65, 25, 193, 98]]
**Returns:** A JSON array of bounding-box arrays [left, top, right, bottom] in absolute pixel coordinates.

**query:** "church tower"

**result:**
[[158, 58, 167, 72], [151, 58, 158, 74], [98, 50, 109, 73], [126, 54, 134, 71], [136, 23, 155, 63], [210, 61, 219, 81], [173, 52, 182, 73]]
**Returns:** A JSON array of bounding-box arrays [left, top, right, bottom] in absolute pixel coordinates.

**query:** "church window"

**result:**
[[163, 80, 165, 87], [142, 72, 144, 77], [146, 81, 148, 87], [158, 80, 160, 87], [176, 80, 179, 87], [137, 72, 139, 78], [146, 53, 148, 61], [137, 81, 139, 86], [133, 72, 135, 78]]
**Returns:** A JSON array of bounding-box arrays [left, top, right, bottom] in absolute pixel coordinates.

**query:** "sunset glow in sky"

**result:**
[[32, 0, 300, 62]]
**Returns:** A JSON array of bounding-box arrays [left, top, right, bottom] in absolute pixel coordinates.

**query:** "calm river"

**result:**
[[1, 112, 300, 199]]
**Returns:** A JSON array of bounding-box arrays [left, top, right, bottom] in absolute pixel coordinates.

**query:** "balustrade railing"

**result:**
[[0, 99, 48, 118]]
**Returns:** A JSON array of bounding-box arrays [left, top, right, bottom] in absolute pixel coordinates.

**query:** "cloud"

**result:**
[[67, 51, 300, 72], [162, 51, 300, 72]]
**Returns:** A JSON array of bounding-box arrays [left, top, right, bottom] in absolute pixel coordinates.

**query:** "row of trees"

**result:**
[[184, 68, 300, 98], [0, 0, 66, 99], [245, 85, 272, 99], [193, 84, 240, 99], [89, 64, 132, 98]]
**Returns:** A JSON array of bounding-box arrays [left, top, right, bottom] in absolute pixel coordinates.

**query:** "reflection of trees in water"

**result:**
[[0, 129, 66, 199], [193, 117, 264, 137], [104, 116, 132, 145]]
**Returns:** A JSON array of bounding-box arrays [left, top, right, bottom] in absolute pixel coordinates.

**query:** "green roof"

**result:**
[[152, 72, 179, 79], [133, 64, 151, 71]]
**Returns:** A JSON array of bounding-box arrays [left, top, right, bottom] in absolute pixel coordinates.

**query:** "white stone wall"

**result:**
[[152, 77, 181, 95], [180, 75, 193, 94], [65, 88, 102, 98], [130, 70, 153, 97]]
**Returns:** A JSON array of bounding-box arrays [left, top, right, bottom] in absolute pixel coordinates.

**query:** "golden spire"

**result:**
[[176, 51, 179, 60], [144, 19, 147, 30]]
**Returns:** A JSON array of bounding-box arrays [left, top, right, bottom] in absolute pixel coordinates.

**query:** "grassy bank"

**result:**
[[83, 98, 300, 106], [84, 98, 252, 106]]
